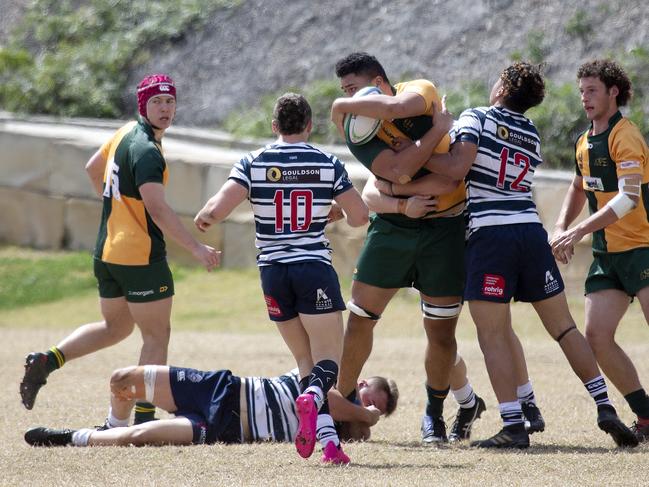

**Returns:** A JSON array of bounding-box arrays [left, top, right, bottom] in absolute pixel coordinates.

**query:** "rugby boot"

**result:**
[[24, 427, 75, 446], [295, 393, 318, 458], [421, 415, 447, 444], [321, 441, 350, 465], [449, 396, 486, 442], [20, 352, 50, 410], [630, 418, 649, 443], [597, 405, 638, 447], [471, 423, 530, 449], [521, 402, 545, 434]]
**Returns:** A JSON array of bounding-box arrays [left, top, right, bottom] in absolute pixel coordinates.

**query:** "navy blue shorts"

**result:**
[[259, 261, 346, 322], [464, 223, 564, 303], [169, 367, 241, 444]]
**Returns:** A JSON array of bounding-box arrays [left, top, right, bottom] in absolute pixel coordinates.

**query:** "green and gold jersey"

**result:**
[[575, 111, 649, 253], [94, 118, 169, 265], [347, 79, 465, 224]]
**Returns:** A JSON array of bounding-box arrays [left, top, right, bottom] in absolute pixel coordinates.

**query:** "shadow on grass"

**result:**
[[368, 438, 642, 455]]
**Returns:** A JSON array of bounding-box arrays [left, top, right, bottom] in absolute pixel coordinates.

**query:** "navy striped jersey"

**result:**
[[453, 106, 543, 235], [242, 369, 301, 442], [229, 142, 353, 265]]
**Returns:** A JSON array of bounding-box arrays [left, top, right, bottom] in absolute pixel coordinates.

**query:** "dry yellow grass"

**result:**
[[2, 259, 648, 486]]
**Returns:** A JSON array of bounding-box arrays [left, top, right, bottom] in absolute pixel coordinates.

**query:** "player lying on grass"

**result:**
[[24, 364, 397, 463]]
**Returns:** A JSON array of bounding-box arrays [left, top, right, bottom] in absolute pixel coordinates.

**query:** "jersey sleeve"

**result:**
[[611, 122, 646, 178], [398, 79, 439, 113], [99, 130, 122, 160], [132, 146, 165, 187], [332, 158, 354, 196], [228, 155, 252, 190], [347, 136, 390, 173], [454, 108, 483, 145]]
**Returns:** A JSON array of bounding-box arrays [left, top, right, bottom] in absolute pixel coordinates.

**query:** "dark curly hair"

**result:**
[[499, 62, 545, 113], [334, 52, 390, 85], [272, 93, 311, 135], [577, 59, 632, 107]]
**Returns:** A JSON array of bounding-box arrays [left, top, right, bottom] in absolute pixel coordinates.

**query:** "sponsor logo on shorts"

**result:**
[[544, 270, 560, 294], [177, 370, 186, 382], [482, 274, 505, 297], [264, 295, 283, 317], [640, 268, 649, 281], [198, 424, 207, 444], [159, 286, 168, 293], [315, 288, 333, 311], [188, 371, 203, 383], [128, 289, 154, 297]]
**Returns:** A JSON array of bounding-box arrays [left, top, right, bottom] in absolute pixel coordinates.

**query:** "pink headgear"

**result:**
[[137, 74, 176, 117]]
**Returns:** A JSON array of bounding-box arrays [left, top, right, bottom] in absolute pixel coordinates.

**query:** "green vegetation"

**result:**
[[0, 247, 188, 310], [565, 9, 592, 43], [0, 248, 96, 309], [223, 79, 344, 144], [0, 0, 239, 117], [1, 2, 647, 169]]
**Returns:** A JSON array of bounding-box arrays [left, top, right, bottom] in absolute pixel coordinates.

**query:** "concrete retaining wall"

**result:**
[[0, 114, 591, 280]]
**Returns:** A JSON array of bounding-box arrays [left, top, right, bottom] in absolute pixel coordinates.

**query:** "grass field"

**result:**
[[1, 248, 648, 486]]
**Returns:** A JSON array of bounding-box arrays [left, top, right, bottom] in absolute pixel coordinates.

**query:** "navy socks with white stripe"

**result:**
[[303, 360, 340, 448]]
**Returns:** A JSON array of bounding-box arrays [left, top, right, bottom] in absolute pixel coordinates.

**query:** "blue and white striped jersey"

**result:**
[[453, 106, 543, 235], [242, 369, 301, 442], [229, 142, 353, 265]]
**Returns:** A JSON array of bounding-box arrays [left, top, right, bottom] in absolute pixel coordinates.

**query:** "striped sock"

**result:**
[[584, 375, 612, 408], [499, 401, 524, 427], [45, 346, 65, 373], [134, 401, 156, 424], [304, 385, 324, 411], [452, 382, 476, 409], [316, 412, 339, 448], [517, 380, 536, 406]]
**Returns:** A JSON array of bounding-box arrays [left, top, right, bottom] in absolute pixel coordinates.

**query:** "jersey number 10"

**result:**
[[273, 189, 313, 233]]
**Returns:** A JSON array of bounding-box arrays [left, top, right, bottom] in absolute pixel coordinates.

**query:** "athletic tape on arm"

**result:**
[[606, 174, 640, 218]]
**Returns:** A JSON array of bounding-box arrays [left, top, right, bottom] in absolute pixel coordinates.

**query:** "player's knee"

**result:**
[[110, 366, 138, 390], [140, 325, 171, 346], [421, 301, 462, 321], [347, 300, 381, 321], [584, 326, 610, 351]]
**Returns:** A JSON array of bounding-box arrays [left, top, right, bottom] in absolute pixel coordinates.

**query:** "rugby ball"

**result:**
[[343, 86, 382, 145]]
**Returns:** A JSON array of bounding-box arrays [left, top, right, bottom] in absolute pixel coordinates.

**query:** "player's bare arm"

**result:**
[[423, 140, 478, 181], [362, 174, 438, 218], [332, 187, 369, 227], [140, 182, 221, 271], [328, 388, 381, 425], [551, 173, 641, 262], [194, 179, 249, 231], [332, 91, 427, 122], [85, 150, 107, 197], [376, 172, 460, 198]]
